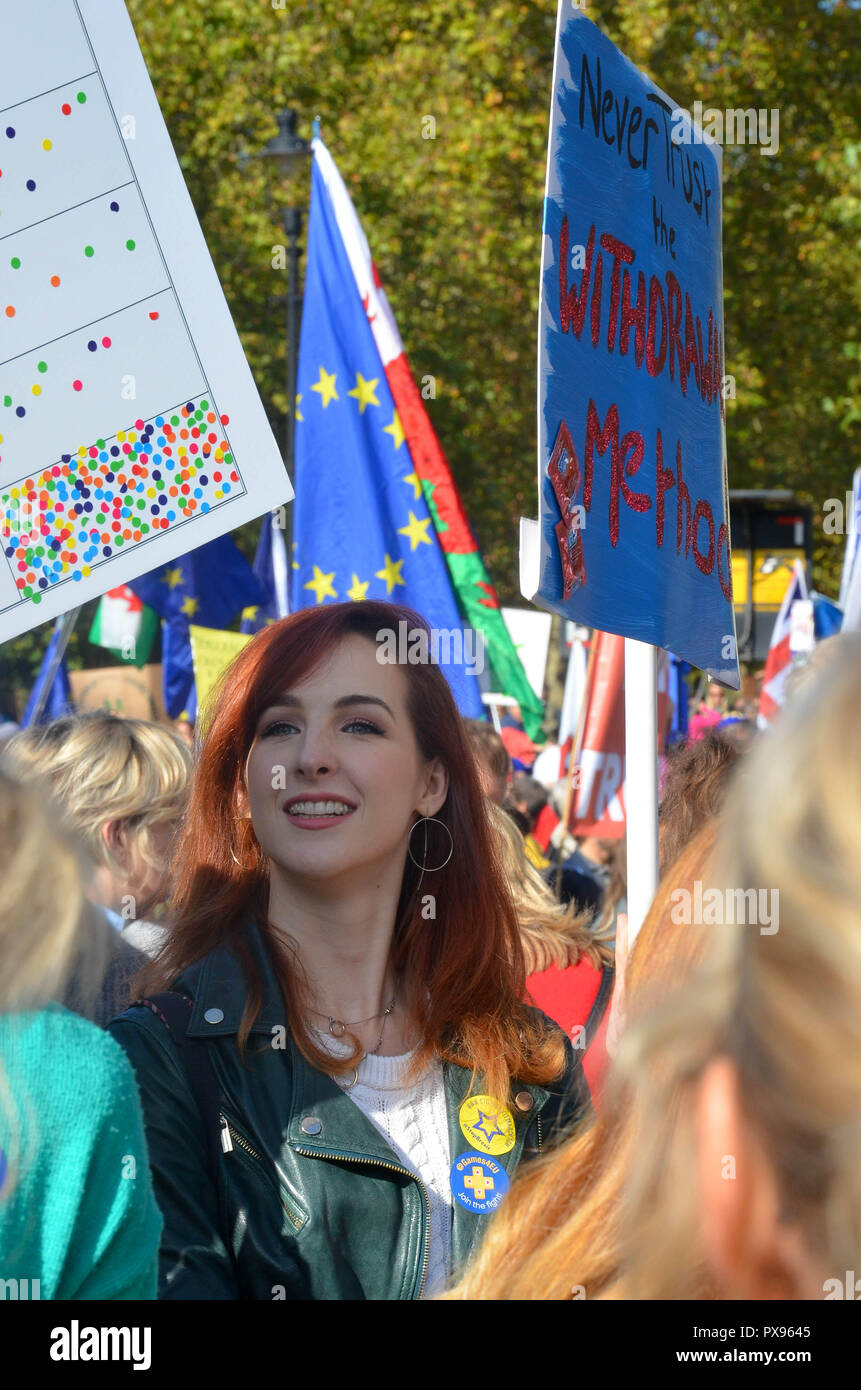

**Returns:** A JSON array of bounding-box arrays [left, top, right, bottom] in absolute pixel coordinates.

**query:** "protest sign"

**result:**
[[0, 0, 290, 646], [521, 6, 738, 686], [188, 623, 251, 721], [69, 662, 166, 721]]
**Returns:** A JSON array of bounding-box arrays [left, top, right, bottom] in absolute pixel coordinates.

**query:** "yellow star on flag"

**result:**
[[310, 367, 339, 408], [383, 411, 405, 450], [402, 470, 422, 500], [295, 394, 303, 423], [397, 511, 433, 551], [162, 565, 184, 589], [304, 566, 337, 603], [180, 594, 199, 617], [347, 372, 380, 414], [346, 573, 370, 602], [375, 553, 406, 595], [241, 605, 259, 623]]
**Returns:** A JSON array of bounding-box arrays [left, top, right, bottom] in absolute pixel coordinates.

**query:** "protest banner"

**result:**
[[0, 0, 290, 647], [188, 623, 251, 724], [521, 6, 738, 686], [69, 662, 166, 721], [520, 6, 739, 938]]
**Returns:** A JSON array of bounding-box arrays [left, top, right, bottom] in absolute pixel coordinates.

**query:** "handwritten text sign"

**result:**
[[525, 7, 738, 684]]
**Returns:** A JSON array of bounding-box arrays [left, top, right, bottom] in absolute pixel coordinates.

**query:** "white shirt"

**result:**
[[314, 1031, 452, 1297]]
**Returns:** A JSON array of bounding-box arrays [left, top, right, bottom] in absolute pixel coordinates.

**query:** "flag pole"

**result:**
[[27, 606, 80, 726], [555, 633, 598, 896], [624, 637, 659, 945]]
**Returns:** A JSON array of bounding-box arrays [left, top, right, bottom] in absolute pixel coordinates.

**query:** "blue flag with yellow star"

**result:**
[[293, 146, 485, 718], [130, 534, 266, 720]]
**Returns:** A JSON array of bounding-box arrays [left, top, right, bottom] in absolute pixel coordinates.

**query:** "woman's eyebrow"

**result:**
[[262, 694, 395, 719]]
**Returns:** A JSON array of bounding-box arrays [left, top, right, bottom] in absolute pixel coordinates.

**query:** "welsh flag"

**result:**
[[758, 560, 808, 728], [311, 135, 544, 740], [89, 585, 157, 668]]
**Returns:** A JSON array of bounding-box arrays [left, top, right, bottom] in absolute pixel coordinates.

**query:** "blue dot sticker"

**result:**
[[450, 1151, 510, 1214]]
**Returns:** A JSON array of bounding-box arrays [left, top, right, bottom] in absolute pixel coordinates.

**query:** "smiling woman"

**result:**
[[108, 600, 588, 1300]]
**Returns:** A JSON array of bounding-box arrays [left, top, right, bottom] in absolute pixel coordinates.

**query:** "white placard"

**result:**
[[0, 0, 291, 644]]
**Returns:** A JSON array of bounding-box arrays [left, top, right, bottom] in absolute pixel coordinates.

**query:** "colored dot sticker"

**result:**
[[125, 239, 135, 251], [458, 1096, 516, 1156], [449, 1152, 510, 1214], [84, 245, 94, 257], [10, 256, 20, 268]]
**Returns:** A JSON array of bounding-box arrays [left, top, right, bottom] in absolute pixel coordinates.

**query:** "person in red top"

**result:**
[[487, 802, 614, 1102]]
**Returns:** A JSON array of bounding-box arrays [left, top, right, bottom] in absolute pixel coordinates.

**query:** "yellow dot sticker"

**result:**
[[459, 1095, 516, 1155]]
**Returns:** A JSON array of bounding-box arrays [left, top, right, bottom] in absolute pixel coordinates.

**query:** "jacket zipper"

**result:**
[[294, 1145, 431, 1300], [220, 1113, 304, 1232], [537, 1112, 543, 1153]]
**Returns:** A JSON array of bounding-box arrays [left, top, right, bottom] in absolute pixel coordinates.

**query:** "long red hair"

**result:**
[[141, 601, 566, 1097]]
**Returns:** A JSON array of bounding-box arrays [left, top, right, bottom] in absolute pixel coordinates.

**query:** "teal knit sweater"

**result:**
[[0, 1006, 161, 1299]]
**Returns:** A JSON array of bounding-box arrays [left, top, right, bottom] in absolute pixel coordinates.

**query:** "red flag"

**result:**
[[758, 561, 808, 728], [568, 633, 672, 837]]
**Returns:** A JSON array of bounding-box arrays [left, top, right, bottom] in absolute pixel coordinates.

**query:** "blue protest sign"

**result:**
[[521, 6, 738, 685]]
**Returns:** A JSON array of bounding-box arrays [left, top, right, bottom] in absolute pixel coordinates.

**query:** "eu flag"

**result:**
[[292, 145, 485, 718], [131, 534, 265, 720], [240, 510, 290, 634], [22, 617, 72, 727]]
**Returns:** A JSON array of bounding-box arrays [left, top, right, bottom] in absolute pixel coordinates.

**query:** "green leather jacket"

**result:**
[[109, 919, 589, 1300]]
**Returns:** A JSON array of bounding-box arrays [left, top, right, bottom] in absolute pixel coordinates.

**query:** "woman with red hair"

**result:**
[[110, 601, 586, 1299]]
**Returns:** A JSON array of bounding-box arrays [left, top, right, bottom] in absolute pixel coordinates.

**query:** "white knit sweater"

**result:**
[[314, 1032, 452, 1297]]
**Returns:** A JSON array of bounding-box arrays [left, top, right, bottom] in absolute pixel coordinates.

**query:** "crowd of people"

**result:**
[[0, 599, 858, 1301]]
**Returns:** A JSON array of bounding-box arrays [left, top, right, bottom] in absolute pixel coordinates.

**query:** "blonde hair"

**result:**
[[0, 768, 106, 1201], [0, 768, 94, 1011], [487, 801, 610, 974], [4, 711, 191, 877], [444, 823, 717, 1299], [615, 633, 861, 1297]]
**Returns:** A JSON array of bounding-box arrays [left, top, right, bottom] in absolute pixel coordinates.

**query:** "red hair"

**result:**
[[141, 601, 565, 1097]]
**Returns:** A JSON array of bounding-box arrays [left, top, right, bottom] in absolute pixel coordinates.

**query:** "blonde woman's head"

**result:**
[[618, 633, 861, 1299], [486, 800, 609, 973], [0, 767, 93, 1011], [3, 711, 191, 917]]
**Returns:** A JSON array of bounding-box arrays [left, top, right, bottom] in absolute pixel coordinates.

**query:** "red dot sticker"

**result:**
[[72, 380, 82, 391], [148, 311, 159, 320]]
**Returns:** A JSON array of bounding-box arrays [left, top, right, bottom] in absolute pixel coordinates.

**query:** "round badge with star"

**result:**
[[458, 1095, 516, 1155]]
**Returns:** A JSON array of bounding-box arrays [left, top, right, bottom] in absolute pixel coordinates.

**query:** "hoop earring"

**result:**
[[230, 816, 259, 872], [407, 815, 453, 872]]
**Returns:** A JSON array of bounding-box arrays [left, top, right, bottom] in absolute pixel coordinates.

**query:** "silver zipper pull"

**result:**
[[219, 1115, 234, 1153]]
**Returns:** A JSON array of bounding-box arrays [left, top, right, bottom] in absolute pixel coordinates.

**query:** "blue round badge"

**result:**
[[450, 1151, 510, 1214]]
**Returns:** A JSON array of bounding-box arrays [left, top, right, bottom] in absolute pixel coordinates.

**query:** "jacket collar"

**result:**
[[182, 916, 287, 1039]]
